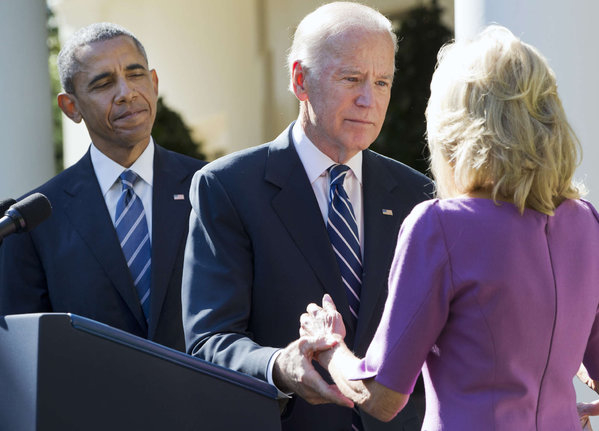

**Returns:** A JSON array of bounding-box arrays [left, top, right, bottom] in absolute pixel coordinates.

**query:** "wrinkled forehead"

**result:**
[[318, 28, 396, 70], [73, 36, 147, 69]]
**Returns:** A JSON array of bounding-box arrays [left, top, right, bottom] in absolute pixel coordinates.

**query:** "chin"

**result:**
[[353, 140, 375, 152]]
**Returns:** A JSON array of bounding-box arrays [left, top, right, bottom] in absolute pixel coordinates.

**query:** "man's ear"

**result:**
[[150, 69, 159, 95], [57, 93, 82, 123], [291, 61, 309, 102]]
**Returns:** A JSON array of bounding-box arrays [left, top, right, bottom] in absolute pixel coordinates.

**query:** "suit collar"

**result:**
[[62, 151, 149, 332], [89, 139, 155, 196], [61, 146, 196, 337], [266, 124, 358, 338], [265, 129, 416, 345], [355, 151, 405, 348], [290, 121, 363, 184]]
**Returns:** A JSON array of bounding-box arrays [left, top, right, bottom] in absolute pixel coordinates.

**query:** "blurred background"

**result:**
[[47, 0, 454, 172], [2, 0, 597, 200]]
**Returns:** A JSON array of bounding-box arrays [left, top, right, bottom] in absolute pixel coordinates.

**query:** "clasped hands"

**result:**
[[272, 294, 352, 407]]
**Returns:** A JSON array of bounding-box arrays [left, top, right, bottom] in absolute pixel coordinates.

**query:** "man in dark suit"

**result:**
[[182, 2, 432, 429], [0, 23, 205, 351]]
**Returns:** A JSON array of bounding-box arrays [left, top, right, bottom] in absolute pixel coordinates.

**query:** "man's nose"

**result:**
[[355, 82, 373, 107], [115, 78, 136, 103]]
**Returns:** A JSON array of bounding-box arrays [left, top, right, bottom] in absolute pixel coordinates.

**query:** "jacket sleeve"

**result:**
[[181, 169, 278, 381]]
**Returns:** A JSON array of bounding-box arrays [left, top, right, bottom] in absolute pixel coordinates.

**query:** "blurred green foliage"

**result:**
[[152, 97, 206, 160], [372, 0, 453, 176]]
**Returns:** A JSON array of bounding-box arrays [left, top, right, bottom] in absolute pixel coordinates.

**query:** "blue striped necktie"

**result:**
[[326, 164, 364, 431], [326, 164, 362, 321], [115, 170, 151, 324]]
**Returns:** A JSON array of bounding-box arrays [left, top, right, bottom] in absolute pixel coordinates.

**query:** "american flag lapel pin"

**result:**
[[173, 194, 185, 201], [382, 209, 393, 216]]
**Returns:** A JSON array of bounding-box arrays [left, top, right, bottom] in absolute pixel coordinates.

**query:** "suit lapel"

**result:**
[[355, 151, 407, 348], [61, 151, 147, 331], [148, 146, 194, 338], [266, 126, 356, 336]]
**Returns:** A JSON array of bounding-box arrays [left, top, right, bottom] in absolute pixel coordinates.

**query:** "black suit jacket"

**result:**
[[0, 144, 206, 351], [182, 125, 433, 430]]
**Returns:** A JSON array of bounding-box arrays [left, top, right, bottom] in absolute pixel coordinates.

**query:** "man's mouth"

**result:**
[[114, 108, 146, 122]]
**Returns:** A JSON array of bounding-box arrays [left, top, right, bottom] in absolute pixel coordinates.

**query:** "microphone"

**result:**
[[0, 198, 16, 215], [0, 193, 52, 241]]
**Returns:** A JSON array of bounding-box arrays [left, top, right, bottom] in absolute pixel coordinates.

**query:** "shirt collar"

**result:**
[[291, 122, 363, 184], [90, 137, 155, 197]]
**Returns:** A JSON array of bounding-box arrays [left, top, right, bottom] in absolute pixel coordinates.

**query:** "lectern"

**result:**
[[0, 313, 281, 431]]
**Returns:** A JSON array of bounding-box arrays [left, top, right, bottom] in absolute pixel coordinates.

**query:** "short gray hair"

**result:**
[[287, 1, 397, 92], [57, 22, 148, 94]]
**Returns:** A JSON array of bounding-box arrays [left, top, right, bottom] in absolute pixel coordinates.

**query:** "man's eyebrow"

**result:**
[[88, 72, 112, 88], [337, 68, 361, 75], [125, 63, 147, 72]]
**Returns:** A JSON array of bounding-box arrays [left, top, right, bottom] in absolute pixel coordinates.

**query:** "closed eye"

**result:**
[[92, 80, 112, 90]]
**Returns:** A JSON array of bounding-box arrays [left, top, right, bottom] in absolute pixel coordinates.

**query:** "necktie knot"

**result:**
[[329, 164, 350, 188], [120, 170, 139, 192]]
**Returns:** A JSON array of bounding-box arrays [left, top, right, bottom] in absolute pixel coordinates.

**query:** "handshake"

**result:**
[[272, 294, 354, 408], [272, 294, 408, 423], [272, 294, 599, 429]]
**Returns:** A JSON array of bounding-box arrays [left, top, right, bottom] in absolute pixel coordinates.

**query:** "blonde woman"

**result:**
[[300, 25, 599, 430]]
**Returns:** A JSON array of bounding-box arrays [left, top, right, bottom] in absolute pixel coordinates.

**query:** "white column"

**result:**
[[456, 0, 599, 426], [0, 0, 54, 199]]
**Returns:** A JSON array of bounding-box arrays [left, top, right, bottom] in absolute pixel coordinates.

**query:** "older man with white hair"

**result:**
[[182, 2, 432, 430]]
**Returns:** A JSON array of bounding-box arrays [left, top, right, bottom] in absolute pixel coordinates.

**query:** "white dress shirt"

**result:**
[[291, 121, 364, 252], [90, 138, 154, 240]]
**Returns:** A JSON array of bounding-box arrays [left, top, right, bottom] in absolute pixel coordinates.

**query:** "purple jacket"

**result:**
[[349, 198, 599, 430]]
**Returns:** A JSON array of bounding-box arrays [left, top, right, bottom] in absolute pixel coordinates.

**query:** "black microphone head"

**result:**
[[0, 198, 16, 215], [9, 193, 52, 233]]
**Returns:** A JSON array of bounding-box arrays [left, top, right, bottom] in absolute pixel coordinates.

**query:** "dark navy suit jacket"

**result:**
[[182, 124, 433, 430], [0, 144, 205, 351]]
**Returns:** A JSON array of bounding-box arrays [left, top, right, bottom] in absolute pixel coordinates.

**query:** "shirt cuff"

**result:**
[[267, 349, 292, 399]]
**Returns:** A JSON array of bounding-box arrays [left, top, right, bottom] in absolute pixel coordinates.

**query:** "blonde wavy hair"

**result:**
[[425, 25, 583, 215]]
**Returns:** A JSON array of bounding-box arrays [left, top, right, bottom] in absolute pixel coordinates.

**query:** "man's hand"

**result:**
[[272, 337, 354, 408], [300, 294, 346, 341]]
